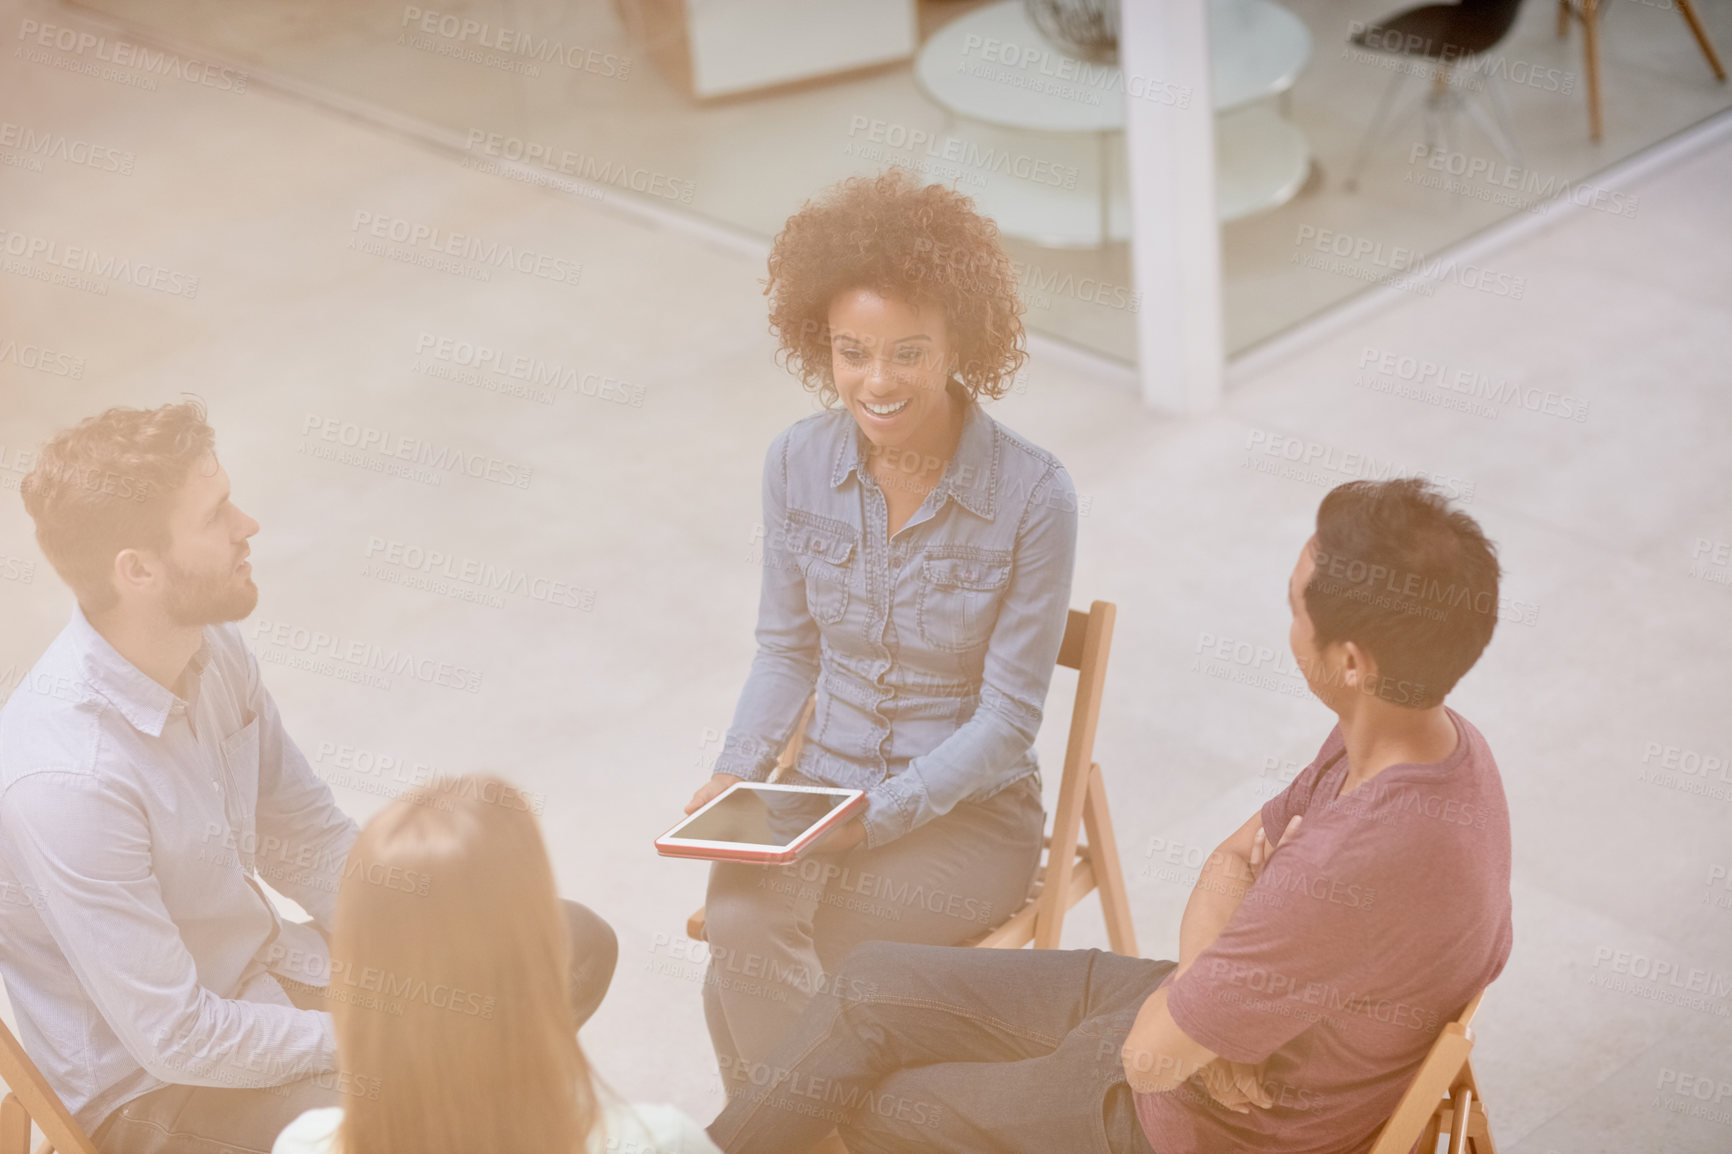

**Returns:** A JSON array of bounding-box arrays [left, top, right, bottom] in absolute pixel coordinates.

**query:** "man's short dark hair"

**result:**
[[1305, 478, 1500, 709]]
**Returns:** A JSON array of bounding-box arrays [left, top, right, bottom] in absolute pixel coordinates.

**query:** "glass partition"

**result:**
[[60, 0, 1732, 361]]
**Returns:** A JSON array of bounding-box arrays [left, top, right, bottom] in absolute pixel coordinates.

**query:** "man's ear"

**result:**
[[1341, 640, 1379, 694], [112, 547, 158, 597]]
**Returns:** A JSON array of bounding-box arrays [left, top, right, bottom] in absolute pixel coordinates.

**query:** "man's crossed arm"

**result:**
[[1120, 811, 1301, 1111]]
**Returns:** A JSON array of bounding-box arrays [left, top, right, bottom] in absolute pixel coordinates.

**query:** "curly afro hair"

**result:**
[[765, 168, 1027, 406]]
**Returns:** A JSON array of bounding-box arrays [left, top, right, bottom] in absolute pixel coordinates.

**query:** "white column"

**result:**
[[1121, 0, 1223, 412]]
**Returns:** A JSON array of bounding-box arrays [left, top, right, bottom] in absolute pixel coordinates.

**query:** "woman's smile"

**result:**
[[859, 397, 911, 421]]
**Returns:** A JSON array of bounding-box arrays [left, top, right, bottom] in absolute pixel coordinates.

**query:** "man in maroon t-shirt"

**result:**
[[709, 478, 1513, 1154], [1132, 713, 1511, 1153]]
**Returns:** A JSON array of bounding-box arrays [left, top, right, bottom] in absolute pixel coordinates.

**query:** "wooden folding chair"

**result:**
[[1369, 992, 1498, 1154], [688, 600, 1137, 956], [0, 1017, 100, 1154]]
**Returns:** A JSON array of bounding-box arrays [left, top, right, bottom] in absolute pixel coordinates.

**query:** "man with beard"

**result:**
[[0, 400, 614, 1154]]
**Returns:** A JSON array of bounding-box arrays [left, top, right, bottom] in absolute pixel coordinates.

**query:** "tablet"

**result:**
[[655, 782, 866, 864]]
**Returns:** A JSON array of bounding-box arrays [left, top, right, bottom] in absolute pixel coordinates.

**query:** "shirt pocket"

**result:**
[[219, 714, 262, 871], [918, 556, 1012, 652], [782, 511, 858, 626]]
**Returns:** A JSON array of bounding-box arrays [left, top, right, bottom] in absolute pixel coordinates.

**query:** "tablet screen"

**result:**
[[674, 786, 852, 847]]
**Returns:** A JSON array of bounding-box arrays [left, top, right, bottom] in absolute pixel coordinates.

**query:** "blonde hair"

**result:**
[[331, 775, 597, 1154]]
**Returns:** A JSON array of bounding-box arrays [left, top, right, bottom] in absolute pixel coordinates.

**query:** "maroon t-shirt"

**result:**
[[1135, 709, 1512, 1154]]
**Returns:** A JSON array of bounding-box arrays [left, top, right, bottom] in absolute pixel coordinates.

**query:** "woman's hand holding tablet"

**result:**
[[656, 782, 867, 864], [685, 772, 743, 816]]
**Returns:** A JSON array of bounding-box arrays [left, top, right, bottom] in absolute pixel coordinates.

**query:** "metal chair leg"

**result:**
[[1347, 65, 1414, 190], [1478, 62, 1525, 168], [1450, 59, 1523, 169], [1424, 63, 1454, 158]]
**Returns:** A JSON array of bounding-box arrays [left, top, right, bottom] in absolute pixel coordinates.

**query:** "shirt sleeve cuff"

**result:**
[[860, 774, 921, 849]]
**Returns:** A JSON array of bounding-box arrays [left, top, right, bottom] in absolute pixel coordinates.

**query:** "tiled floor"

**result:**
[[2, 0, 1730, 1148]]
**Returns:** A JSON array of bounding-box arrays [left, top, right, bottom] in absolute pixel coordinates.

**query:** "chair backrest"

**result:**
[[1367, 992, 1484, 1154], [0, 1016, 100, 1154], [1030, 601, 1115, 948], [1457, 0, 1525, 52]]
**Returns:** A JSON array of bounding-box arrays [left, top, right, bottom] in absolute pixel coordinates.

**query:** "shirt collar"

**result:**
[[68, 605, 211, 738], [829, 382, 999, 521]]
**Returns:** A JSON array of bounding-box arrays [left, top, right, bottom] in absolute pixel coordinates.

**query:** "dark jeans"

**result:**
[[707, 940, 1175, 1154], [91, 900, 617, 1154], [702, 774, 1044, 1097]]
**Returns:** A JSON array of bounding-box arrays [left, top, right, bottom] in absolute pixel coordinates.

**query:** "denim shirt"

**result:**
[[714, 386, 1078, 848]]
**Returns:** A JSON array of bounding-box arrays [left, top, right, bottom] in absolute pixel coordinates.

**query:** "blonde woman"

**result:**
[[272, 775, 717, 1154]]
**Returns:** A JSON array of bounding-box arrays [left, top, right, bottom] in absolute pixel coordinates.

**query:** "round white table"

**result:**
[[914, 0, 1312, 243]]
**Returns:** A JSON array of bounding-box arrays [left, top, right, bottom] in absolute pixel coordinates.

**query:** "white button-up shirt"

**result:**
[[0, 608, 357, 1131]]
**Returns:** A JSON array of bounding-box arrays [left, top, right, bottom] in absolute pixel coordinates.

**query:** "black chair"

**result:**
[[1355, 0, 1525, 60], [1344, 0, 1527, 189]]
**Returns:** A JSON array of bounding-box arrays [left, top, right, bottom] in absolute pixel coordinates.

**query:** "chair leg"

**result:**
[[1478, 64, 1525, 168], [1582, 0, 1603, 139], [1346, 65, 1413, 189], [1556, 0, 1571, 38], [1082, 764, 1138, 957], [1424, 64, 1454, 161], [1446, 1086, 1475, 1154], [1673, 0, 1728, 80], [0, 1094, 29, 1154], [1418, 1109, 1442, 1154], [1466, 1098, 1497, 1154], [1459, 72, 1522, 169]]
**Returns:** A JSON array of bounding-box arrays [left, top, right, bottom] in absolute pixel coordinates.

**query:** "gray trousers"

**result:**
[[708, 942, 1168, 1154], [702, 772, 1044, 1097]]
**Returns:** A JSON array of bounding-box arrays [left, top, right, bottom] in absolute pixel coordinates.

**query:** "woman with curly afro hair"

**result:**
[[684, 169, 1081, 1095]]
